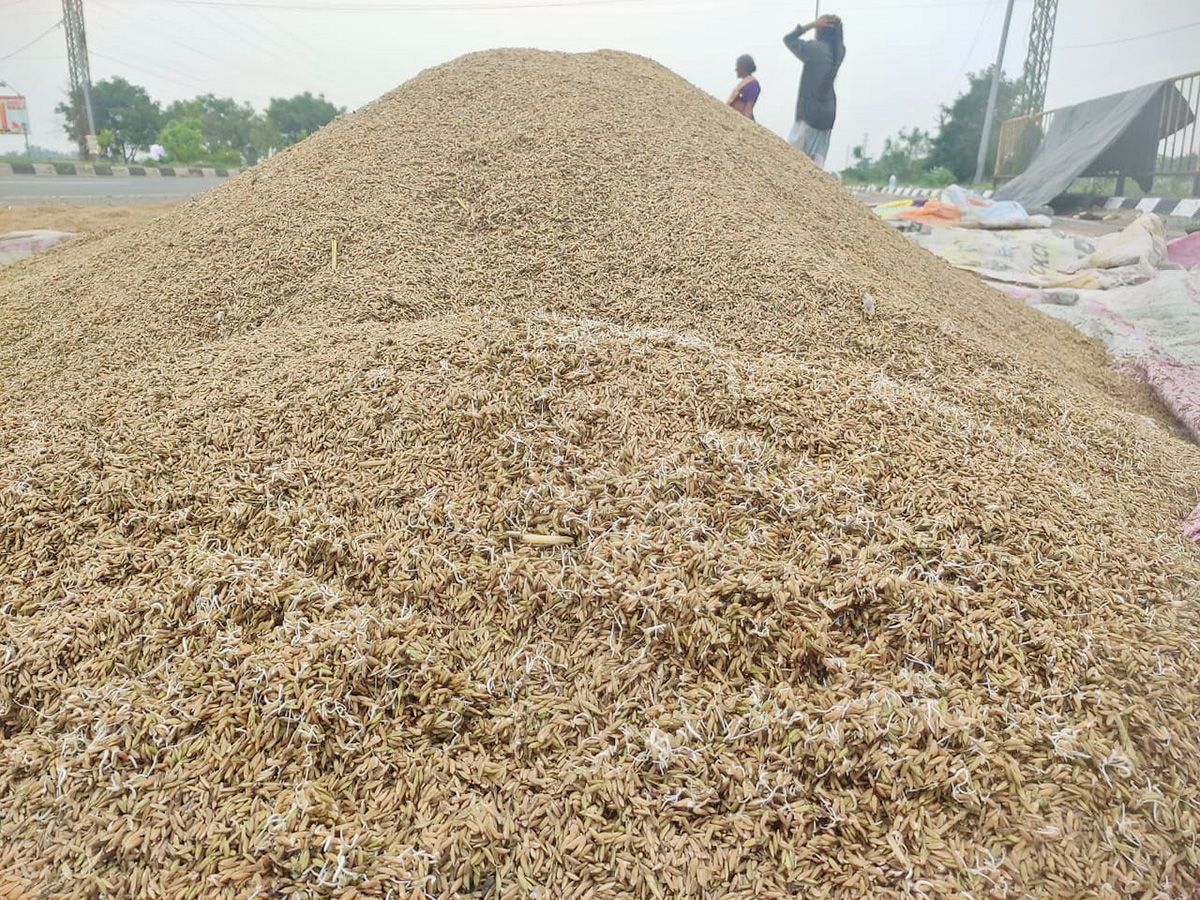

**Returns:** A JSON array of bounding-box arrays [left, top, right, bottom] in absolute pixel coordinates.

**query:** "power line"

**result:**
[[150, 0, 647, 10], [89, 49, 214, 91], [941, 3, 993, 108], [94, 0, 342, 99], [101, 0, 1025, 17], [1059, 19, 1200, 50], [155, 0, 1016, 7], [241, 7, 347, 86], [0, 19, 64, 62], [159, 0, 1016, 8], [90, 0, 228, 66], [834, 0, 1007, 7], [211, 7, 328, 80]]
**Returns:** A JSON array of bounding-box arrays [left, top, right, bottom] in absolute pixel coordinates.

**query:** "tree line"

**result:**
[[54, 67, 1018, 177], [56, 78, 344, 166], [842, 68, 1021, 186]]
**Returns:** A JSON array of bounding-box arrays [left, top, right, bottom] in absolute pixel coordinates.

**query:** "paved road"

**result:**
[[0, 175, 227, 206]]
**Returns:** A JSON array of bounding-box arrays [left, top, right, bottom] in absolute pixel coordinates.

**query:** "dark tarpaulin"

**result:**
[[994, 80, 1195, 209]]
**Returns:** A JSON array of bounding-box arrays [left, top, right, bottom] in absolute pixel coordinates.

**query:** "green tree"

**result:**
[[841, 127, 953, 187], [56, 77, 162, 162], [876, 127, 933, 182], [158, 118, 205, 164], [927, 67, 1021, 183], [57, 87, 91, 157], [163, 94, 272, 163], [266, 92, 342, 147], [96, 129, 116, 158], [246, 114, 281, 164]]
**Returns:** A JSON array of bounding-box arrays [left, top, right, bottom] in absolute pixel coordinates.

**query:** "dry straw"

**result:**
[[2, 49, 1199, 899]]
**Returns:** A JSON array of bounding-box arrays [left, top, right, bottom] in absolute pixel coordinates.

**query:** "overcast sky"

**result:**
[[2, 0, 1199, 170]]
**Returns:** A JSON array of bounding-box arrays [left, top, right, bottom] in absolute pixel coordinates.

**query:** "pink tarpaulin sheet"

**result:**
[[1167, 231, 1200, 271], [0, 230, 76, 266], [1016, 270, 1200, 540], [1185, 504, 1200, 543], [1128, 356, 1200, 444]]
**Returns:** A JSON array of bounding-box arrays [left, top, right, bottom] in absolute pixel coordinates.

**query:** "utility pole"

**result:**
[[62, 0, 96, 159], [1017, 0, 1058, 115], [974, 0, 1016, 185]]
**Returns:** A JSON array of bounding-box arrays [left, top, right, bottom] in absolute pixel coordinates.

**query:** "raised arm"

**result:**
[[783, 23, 812, 61], [784, 16, 840, 60]]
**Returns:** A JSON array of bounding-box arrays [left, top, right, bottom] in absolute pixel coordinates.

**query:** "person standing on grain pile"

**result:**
[[726, 54, 761, 120], [783, 13, 845, 168]]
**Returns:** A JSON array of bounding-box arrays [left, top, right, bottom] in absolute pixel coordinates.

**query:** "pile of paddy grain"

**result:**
[[1, 50, 1199, 900]]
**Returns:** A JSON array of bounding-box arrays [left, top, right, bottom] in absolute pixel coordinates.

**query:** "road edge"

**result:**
[[0, 163, 240, 179]]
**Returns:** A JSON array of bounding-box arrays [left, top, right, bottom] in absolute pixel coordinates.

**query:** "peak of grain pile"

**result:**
[[2, 50, 1200, 900]]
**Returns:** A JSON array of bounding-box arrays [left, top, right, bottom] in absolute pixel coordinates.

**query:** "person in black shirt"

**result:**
[[783, 14, 845, 168]]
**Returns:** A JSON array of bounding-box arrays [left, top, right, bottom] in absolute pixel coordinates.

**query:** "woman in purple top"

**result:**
[[727, 54, 761, 121]]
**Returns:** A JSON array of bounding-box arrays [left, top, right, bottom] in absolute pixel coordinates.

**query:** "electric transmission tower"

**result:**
[[62, 0, 97, 158], [1018, 0, 1058, 115]]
